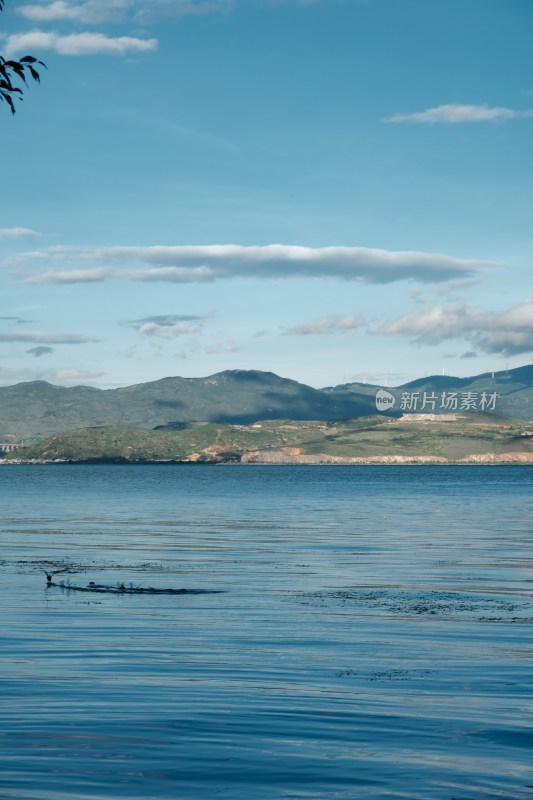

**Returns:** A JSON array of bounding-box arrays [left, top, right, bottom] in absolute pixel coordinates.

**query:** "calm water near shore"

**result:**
[[1, 464, 532, 799]]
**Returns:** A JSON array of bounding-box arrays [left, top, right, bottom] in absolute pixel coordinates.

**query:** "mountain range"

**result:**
[[1, 364, 532, 443]]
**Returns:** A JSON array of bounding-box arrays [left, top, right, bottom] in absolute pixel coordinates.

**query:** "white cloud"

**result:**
[[24, 267, 110, 283], [20, 243, 493, 285], [4, 30, 157, 57], [18, 1, 130, 23], [378, 305, 468, 344], [377, 300, 533, 357], [385, 103, 533, 124], [0, 330, 98, 344], [0, 227, 41, 238], [284, 313, 363, 335]]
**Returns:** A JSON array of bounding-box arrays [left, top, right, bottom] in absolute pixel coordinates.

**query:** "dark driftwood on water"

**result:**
[[48, 581, 222, 595]]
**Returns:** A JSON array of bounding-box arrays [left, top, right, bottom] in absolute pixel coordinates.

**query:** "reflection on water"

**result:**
[[1, 465, 532, 799]]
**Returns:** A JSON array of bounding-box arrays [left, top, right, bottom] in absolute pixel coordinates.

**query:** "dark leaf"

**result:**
[[1, 93, 16, 115], [6, 63, 27, 84], [20, 57, 47, 70], [0, 81, 22, 93], [28, 66, 40, 82]]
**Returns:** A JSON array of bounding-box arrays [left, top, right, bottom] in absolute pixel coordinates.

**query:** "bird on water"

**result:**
[[43, 569, 70, 584]]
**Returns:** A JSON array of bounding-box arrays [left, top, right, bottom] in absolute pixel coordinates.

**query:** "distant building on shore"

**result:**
[[0, 441, 21, 454]]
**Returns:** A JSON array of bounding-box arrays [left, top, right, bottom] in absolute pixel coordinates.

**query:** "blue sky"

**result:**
[[1, 0, 532, 389]]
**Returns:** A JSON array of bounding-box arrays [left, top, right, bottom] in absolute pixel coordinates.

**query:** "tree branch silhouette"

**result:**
[[1, 0, 46, 114]]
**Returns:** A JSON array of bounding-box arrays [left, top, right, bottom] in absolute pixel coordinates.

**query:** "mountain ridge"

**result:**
[[1, 365, 532, 443]]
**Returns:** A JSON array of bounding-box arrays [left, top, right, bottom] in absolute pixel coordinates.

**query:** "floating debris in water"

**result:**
[[336, 668, 435, 681], [46, 579, 222, 595], [298, 588, 533, 622], [32, 560, 221, 594]]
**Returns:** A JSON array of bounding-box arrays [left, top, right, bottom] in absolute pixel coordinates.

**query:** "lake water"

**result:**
[[1, 464, 532, 800]]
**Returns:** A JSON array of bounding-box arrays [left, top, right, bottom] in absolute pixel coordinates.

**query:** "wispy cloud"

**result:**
[[148, 115, 238, 153], [376, 300, 533, 357], [18, 1, 130, 23], [4, 30, 157, 57], [50, 368, 105, 382], [23, 267, 110, 283], [0, 227, 41, 238], [27, 345, 54, 357], [19, 244, 493, 285], [17, 0, 348, 25], [0, 330, 98, 344], [384, 103, 533, 124], [126, 313, 205, 339], [0, 315, 31, 324], [284, 313, 363, 335], [127, 313, 208, 327]]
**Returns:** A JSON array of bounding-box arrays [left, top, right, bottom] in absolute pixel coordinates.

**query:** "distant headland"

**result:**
[[1, 365, 532, 464]]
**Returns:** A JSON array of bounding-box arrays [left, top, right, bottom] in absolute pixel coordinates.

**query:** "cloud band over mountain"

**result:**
[[21, 244, 493, 285]]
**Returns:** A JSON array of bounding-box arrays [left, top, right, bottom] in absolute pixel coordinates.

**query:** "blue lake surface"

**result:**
[[1, 464, 532, 799]]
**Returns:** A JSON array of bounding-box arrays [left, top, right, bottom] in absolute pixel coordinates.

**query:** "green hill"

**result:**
[[7, 415, 533, 464]]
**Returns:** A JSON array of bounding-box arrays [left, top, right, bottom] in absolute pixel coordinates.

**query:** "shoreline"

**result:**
[[3, 454, 533, 466]]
